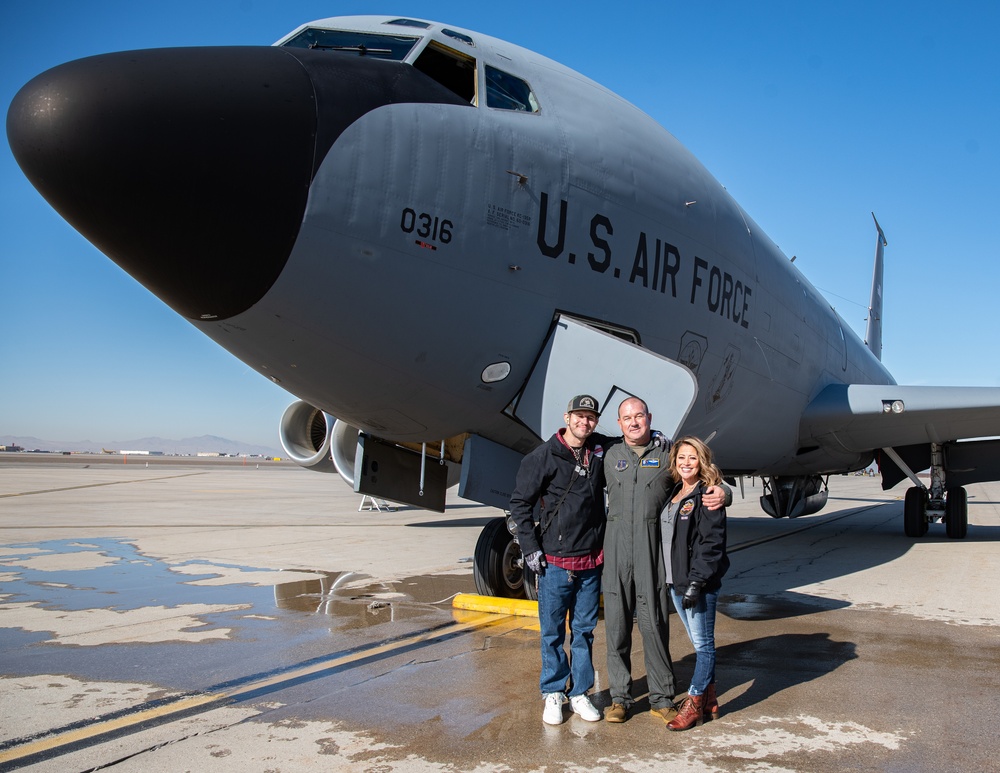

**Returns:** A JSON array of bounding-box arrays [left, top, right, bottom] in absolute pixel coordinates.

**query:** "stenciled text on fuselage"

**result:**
[[535, 191, 752, 329]]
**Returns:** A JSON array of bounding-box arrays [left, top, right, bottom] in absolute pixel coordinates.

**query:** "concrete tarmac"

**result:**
[[1, 456, 998, 772]]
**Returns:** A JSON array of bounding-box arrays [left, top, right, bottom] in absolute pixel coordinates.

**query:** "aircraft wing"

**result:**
[[801, 384, 1000, 450], [800, 384, 1000, 487]]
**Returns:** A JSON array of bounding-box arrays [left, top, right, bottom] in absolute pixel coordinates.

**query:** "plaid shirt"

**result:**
[[547, 547, 604, 571]]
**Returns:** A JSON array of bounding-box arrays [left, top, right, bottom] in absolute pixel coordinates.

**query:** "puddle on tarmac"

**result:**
[[0, 538, 486, 697], [0, 538, 477, 637], [273, 572, 475, 629], [721, 592, 849, 621]]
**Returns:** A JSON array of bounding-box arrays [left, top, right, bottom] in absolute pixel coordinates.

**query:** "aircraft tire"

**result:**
[[473, 517, 528, 599], [522, 566, 538, 601], [945, 487, 969, 539], [903, 487, 928, 538]]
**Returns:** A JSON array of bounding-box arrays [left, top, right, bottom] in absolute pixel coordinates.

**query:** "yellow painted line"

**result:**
[[0, 611, 522, 766], [0, 693, 219, 764], [222, 611, 515, 699], [453, 593, 539, 617]]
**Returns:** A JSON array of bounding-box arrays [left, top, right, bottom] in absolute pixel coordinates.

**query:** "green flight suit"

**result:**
[[603, 434, 677, 710]]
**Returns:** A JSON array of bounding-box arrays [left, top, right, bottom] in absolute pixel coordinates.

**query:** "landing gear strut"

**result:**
[[887, 443, 968, 539]]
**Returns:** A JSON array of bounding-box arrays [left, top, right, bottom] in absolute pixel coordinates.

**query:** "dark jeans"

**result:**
[[536, 563, 601, 697]]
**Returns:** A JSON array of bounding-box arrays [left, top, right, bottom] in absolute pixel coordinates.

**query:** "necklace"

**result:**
[[570, 445, 590, 477]]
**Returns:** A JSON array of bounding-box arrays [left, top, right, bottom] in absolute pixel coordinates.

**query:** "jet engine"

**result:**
[[279, 400, 464, 495], [759, 474, 829, 519], [278, 400, 360, 484]]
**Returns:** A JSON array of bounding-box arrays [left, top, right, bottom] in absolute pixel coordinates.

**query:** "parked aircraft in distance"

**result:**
[[9, 15, 1000, 597]]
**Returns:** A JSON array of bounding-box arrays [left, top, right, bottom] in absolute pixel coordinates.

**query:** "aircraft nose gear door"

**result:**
[[473, 314, 699, 599], [513, 315, 698, 442]]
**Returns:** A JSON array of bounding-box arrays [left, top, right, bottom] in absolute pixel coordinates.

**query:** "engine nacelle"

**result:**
[[760, 474, 829, 519], [279, 401, 465, 495], [279, 401, 360, 486], [329, 417, 362, 486]]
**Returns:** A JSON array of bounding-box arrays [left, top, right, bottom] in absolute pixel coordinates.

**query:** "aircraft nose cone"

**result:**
[[7, 47, 317, 321]]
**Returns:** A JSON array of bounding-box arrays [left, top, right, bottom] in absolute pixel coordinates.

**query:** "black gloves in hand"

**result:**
[[681, 581, 704, 609]]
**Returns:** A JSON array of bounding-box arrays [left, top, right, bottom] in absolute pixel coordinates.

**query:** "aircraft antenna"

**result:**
[[864, 213, 888, 361]]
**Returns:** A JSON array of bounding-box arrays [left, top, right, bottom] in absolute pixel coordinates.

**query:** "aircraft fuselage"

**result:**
[[7, 15, 894, 478]]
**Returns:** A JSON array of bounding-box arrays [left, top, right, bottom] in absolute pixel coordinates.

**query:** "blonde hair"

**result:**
[[668, 436, 722, 488]]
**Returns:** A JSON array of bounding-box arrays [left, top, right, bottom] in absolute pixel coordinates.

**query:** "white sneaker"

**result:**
[[542, 692, 565, 725], [569, 693, 601, 722]]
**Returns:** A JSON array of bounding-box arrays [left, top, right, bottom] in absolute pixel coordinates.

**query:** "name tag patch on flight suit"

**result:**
[[640, 459, 660, 467], [616, 459, 629, 471]]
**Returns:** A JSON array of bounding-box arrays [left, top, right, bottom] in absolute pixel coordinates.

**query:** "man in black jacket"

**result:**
[[509, 394, 608, 725]]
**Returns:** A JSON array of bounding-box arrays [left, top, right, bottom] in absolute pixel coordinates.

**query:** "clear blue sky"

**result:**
[[2, 1, 998, 448]]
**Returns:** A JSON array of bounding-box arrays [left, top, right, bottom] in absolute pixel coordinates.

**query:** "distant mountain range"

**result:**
[[0, 434, 283, 458]]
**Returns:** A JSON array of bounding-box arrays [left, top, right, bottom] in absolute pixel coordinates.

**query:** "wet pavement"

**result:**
[[1, 457, 998, 771]]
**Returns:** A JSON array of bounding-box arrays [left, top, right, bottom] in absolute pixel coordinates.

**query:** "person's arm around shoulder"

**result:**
[[702, 481, 733, 511], [690, 496, 727, 581]]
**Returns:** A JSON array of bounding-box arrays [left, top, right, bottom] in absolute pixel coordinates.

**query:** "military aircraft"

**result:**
[[9, 15, 1000, 598]]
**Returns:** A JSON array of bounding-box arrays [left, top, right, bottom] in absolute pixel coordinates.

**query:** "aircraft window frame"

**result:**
[[280, 28, 419, 61], [589, 322, 639, 345], [413, 42, 478, 105], [385, 18, 431, 29], [443, 29, 475, 47], [485, 65, 540, 113], [560, 314, 640, 345]]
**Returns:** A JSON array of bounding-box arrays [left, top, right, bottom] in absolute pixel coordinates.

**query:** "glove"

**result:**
[[524, 550, 546, 575], [681, 581, 704, 609]]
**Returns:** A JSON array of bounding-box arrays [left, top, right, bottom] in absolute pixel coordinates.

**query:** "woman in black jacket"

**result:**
[[660, 436, 729, 730]]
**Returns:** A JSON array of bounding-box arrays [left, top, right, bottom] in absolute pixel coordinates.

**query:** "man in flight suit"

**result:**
[[602, 396, 729, 723]]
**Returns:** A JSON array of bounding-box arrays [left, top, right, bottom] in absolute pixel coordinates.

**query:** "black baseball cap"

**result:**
[[567, 395, 599, 414]]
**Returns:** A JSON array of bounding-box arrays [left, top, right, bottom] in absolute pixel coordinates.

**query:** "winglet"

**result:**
[[865, 213, 888, 361]]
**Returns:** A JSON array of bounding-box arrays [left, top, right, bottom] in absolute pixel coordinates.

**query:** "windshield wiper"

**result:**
[[308, 43, 393, 57]]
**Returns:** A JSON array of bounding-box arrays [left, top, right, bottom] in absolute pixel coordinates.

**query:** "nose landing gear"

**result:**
[[473, 516, 538, 600]]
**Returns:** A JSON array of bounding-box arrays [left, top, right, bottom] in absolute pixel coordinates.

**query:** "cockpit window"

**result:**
[[414, 43, 477, 104], [385, 19, 431, 29], [443, 29, 475, 47], [281, 28, 418, 61], [486, 65, 539, 112]]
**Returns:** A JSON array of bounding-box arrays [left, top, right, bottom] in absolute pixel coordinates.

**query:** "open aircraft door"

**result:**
[[470, 314, 699, 598], [513, 315, 698, 442]]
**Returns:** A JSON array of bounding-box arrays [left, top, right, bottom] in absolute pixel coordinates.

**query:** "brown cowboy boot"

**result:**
[[703, 683, 719, 721], [667, 694, 705, 731]]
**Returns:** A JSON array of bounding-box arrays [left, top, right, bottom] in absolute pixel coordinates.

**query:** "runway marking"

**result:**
[[728, 503, 886, 552], [0, 472, 206, 498], [0, 611, 527, 767]]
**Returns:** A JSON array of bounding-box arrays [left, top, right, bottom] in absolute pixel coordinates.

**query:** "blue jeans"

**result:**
[[669, 585, 719, 696], [536, 563, 601, 697]]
